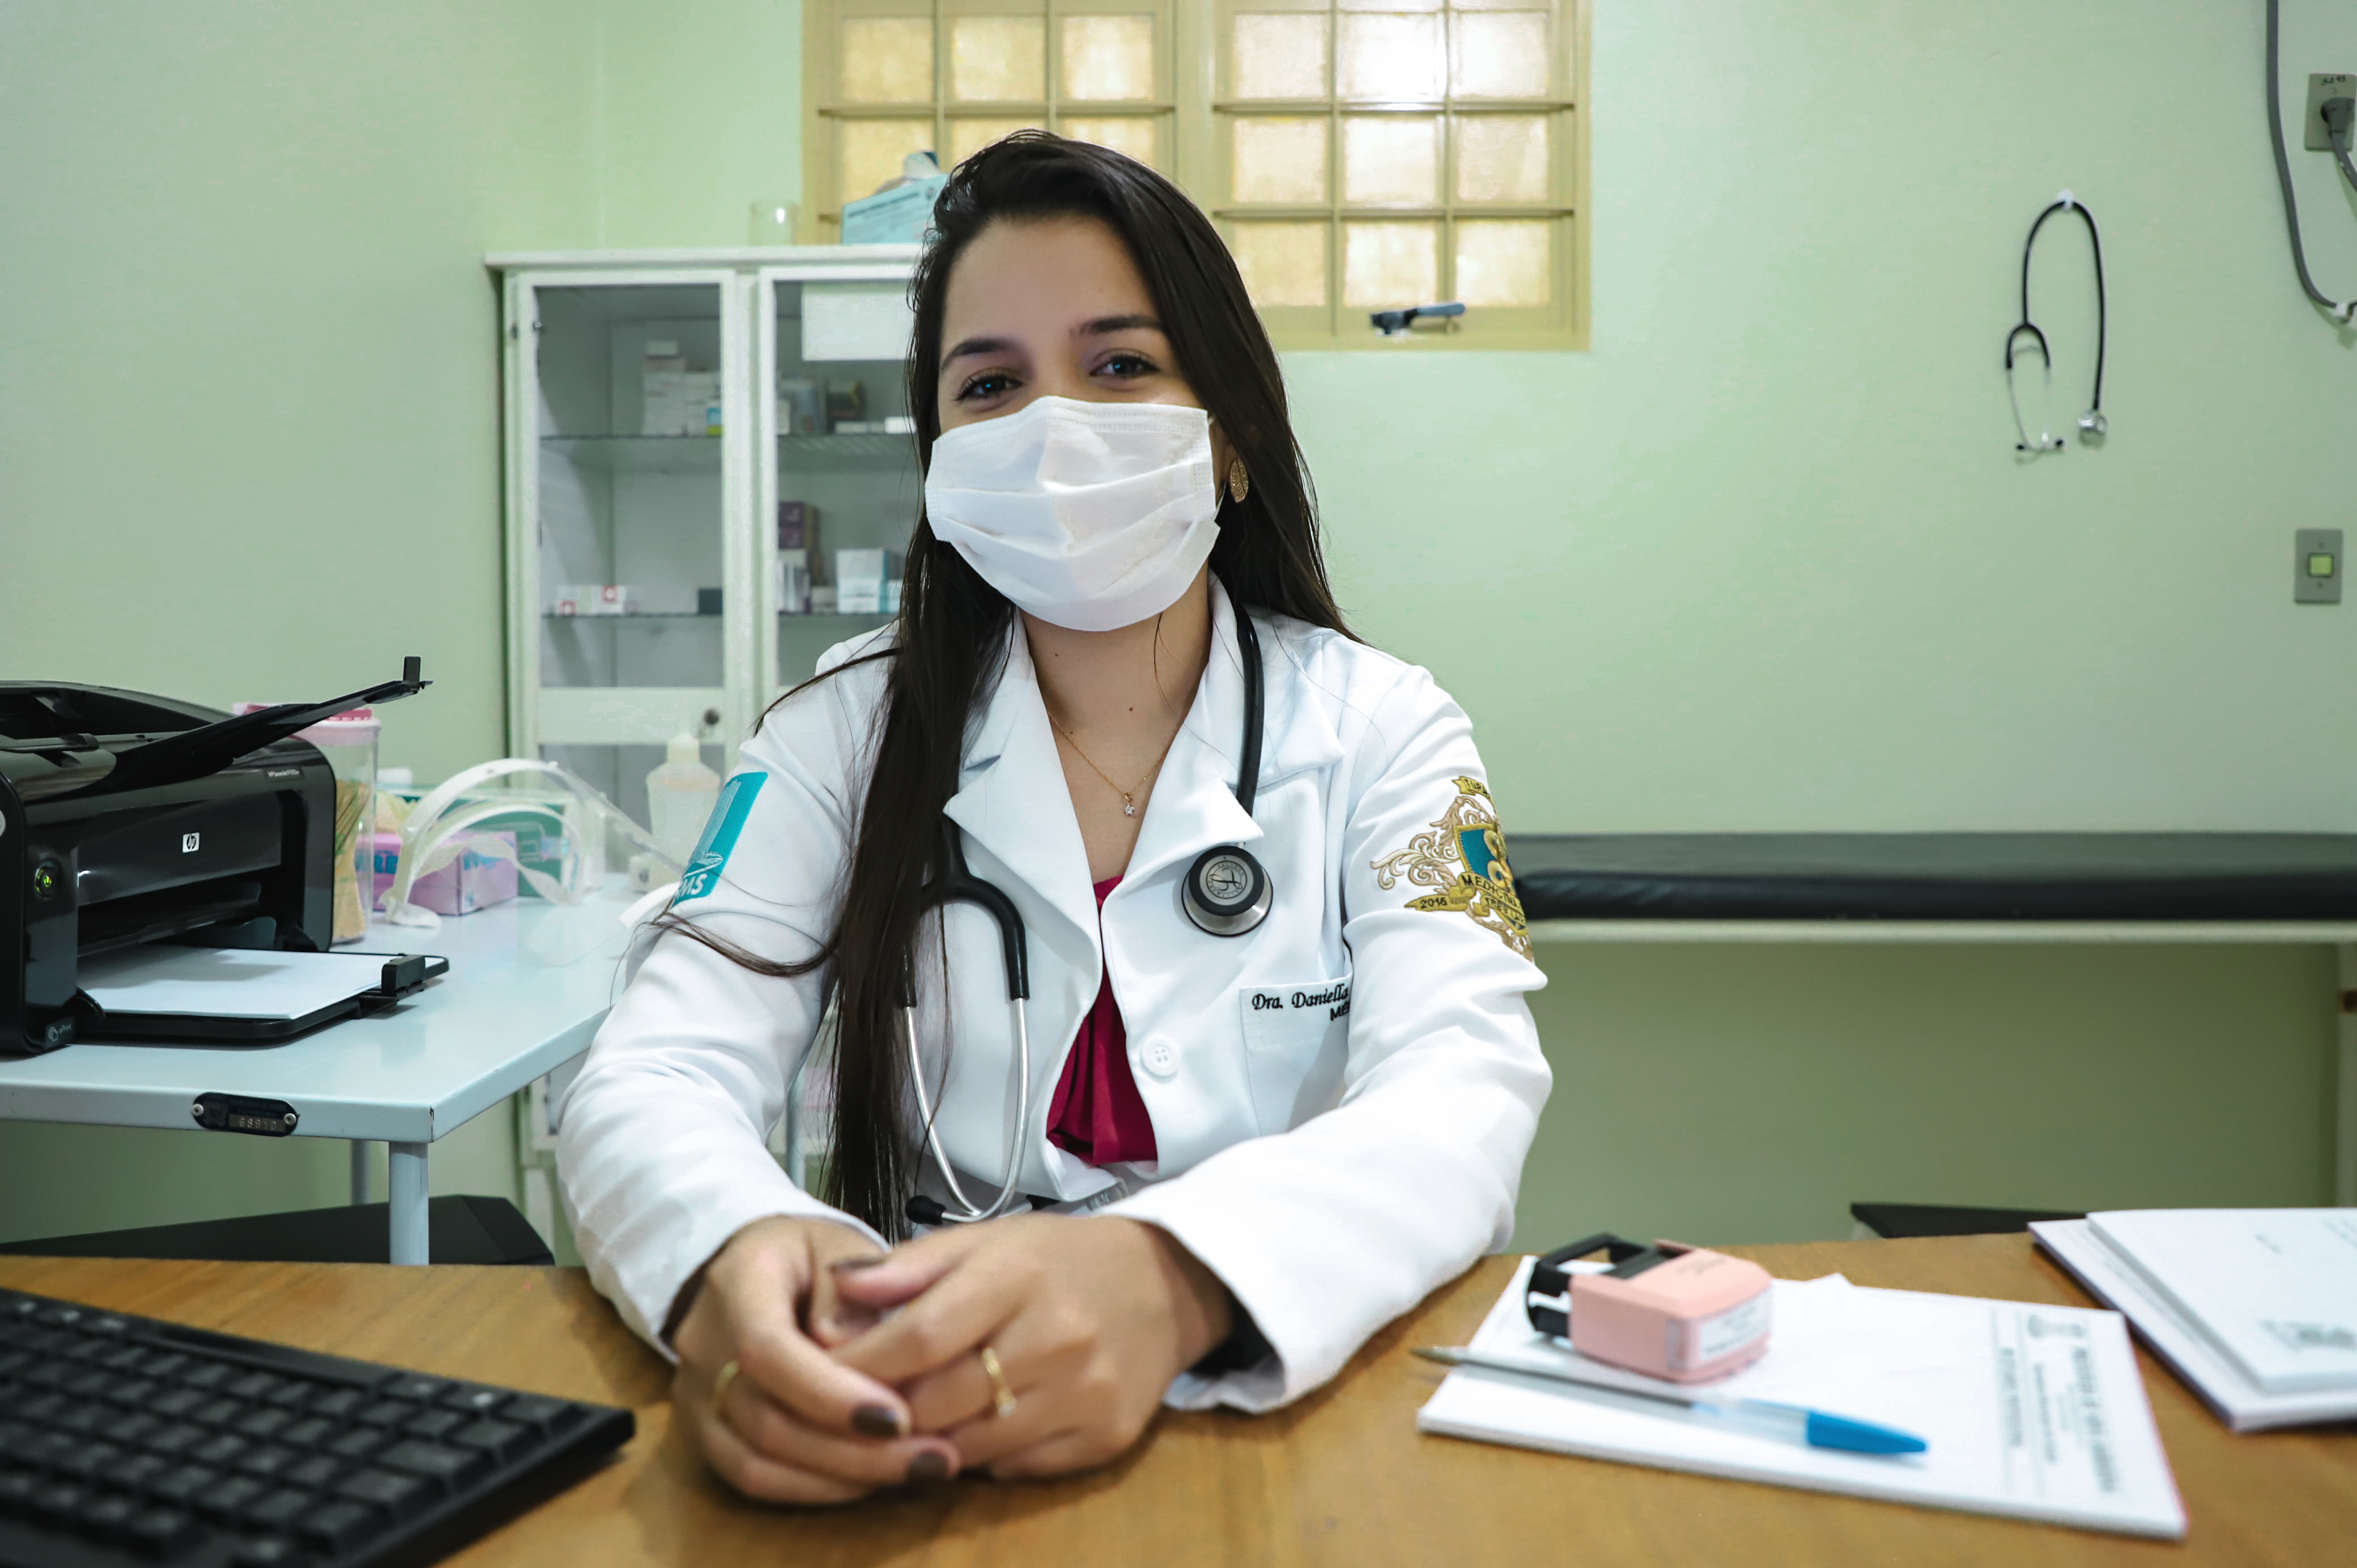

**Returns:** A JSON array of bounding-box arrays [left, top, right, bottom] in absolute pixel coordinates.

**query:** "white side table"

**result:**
[[0, 889, 633, 1264]]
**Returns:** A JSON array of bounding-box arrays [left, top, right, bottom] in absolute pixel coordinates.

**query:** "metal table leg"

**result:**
[[388, 1141, 429, 1264], [350, 1140, 373, 1206]]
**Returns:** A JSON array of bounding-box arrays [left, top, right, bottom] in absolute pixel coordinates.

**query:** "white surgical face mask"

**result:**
[[923, 395, 1219, 632]]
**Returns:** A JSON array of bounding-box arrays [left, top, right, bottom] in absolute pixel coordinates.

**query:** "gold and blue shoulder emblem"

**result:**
[[1369, 777, 1530, 960]]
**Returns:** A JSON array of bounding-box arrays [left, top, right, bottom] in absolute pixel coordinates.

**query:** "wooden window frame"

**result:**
[[803, 0, 1588, 350]]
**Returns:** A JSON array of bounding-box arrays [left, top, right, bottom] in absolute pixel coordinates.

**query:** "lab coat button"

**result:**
[[1141, 1038, 1178, 1079]]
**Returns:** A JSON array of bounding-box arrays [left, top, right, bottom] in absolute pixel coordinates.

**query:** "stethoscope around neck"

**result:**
[[901, 577, 1274, 1228]]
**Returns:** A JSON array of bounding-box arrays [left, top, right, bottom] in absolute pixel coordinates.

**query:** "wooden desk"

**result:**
[[1, 1237, 2348, 1566]]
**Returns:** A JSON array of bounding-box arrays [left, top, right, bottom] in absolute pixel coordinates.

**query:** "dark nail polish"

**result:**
[[852, 1404, 905, 1439], [905, 1449, 951, 1486]]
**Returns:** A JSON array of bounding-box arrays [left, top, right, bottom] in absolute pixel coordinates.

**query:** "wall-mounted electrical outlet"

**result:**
[[2303, 73, 2356, 151], [2296, 527, 2343, 604]]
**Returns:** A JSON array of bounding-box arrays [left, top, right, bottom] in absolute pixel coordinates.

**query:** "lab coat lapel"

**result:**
[[1122, 578, 1345, 888], [942, 627, 1101, 946]]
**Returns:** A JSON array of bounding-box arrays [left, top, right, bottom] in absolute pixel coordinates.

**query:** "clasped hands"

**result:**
[[671, 1212, 1233, 1503]]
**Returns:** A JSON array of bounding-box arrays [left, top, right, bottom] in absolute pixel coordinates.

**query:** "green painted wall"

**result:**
[[2, 1, 2350, 1251]]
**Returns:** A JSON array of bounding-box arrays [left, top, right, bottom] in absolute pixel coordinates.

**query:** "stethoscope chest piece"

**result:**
[[1182, 844, 1271, 936]]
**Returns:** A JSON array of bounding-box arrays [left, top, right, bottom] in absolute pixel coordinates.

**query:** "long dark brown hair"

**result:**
[[664, 133, 1350, 1236]]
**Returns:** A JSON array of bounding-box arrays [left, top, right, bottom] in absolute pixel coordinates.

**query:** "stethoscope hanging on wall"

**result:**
[[2004, 190, 2107, 454]]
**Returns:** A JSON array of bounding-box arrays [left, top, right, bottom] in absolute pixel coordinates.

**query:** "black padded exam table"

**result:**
[[1508, 832, 2357, 1204]]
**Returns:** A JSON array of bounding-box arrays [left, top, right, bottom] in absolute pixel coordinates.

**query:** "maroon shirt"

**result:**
[[1045, 876, 1159, 1166]]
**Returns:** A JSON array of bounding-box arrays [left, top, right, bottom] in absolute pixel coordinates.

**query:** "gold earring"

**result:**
[[1227, 458, 1250, 504]]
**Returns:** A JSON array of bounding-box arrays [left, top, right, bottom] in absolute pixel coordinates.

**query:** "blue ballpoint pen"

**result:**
[[1412, 1347, 1929, 1456]]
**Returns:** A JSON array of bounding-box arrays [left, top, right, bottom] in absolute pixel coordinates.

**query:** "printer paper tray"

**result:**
[[74, 947, 449, 1044]]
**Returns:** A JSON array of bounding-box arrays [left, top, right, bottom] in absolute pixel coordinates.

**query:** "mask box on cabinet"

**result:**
[[372, 830, 518, 916]]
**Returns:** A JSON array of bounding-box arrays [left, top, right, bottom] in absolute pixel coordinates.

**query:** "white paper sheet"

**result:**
[[2035, 1218, 2357, 1431], [2086, 1209, 2357, 1395], [78, 946, 395, 1022], [1416, 1257, 2184, 1540]]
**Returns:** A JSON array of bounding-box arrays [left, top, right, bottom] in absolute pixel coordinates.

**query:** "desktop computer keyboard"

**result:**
[[0, 1285, 634, 1568]]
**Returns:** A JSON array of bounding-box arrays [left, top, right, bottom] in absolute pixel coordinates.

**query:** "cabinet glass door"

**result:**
[[762, 272, 922, 697], [525, 275, 738, 826]]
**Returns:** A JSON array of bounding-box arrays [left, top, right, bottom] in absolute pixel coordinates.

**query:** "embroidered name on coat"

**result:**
[[1369, 776, 1530, 960]]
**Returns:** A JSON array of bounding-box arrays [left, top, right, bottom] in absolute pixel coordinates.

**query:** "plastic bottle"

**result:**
[[645, 734, 722, 869]]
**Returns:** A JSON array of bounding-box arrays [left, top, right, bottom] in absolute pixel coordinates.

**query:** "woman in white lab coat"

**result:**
[[557, 133, 1551, 1502]]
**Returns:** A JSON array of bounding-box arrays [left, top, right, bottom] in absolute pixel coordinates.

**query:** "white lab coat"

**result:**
[[556, 583, 1551, 1411]]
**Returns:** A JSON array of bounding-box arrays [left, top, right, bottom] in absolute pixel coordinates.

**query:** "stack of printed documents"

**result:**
[[2033, 1209, 2357, 1431], [1418, 1258, 2184, 1539]]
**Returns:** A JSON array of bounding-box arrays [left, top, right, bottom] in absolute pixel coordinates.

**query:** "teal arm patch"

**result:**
[[675, 772, 767, 902]]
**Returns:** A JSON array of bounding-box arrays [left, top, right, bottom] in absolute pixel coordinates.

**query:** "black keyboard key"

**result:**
[[143, 1422, 206, 1457], [61, 1367, 113, 1397], [97, 1344, 148, 1373], [440, 1386, 508, 1416], [327, 1428, 386, 1462], [404, 1408, 463, 1441], [18, 1364, 69, 1392], [181, 1362, 231, 1391], [35, 1306, 86, 1330], [499, 1393, 576, 1429], [79, 1489, 139, 1536], [192, 1397, 251, 1430], [302, 1499, 382, 1553], [55, 1404, 112, 1436], [83, 1315, 130, 1339], [147, 1386, 205, 1420], [134, 1351, 190, 1380], [377, 1439, 483, 1488], [385, 1376, 446, 1403], [280, 1417, 333, 1450], [144, 1464, 219, 1505], [234, 1537, 303, 1567], [224, 1372, 283, 1402], [189, 1432, 248, 1468], [235, 1445, 297, 1480], [15, 1430, 71, 1468], [27, 1478, 84, 1520], [126, 1505, 199, 1552], [242, 1486, 310, 1531], [109, 1412, 161, 1448], [337, 1467, 428, 1514], [0, 1350, 28, 1378], [114, 1452, 168, 1493], [308, 1388, 365, 1421], [263, 1380, 314, 1409], [235, 1408, 294, 1441], [0, 1470, 36, 1511], [108, 1376, 160, 1409], [195, 1475, 265, 1522], [284, 1454, 343, 1490], [450, 1418, 533, 1463], [356, 1400, 415, 1429], [53, 1440, 123, 1480]]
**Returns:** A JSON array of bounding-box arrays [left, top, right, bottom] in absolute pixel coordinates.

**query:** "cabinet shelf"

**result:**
[[541, 434, 720, 473], [776, 432, 917, 468]]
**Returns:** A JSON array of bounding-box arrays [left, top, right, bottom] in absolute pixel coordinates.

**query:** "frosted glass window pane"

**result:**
[[1452, 12, 1550, 99], [1061, 115, 1159, 168], [1232, 14, 1328, 100], [1338, 14, 1443, 100], [1339, 0, 1438, 11], [1062, 15, 1155, 102], [951, 15, 1045, 101], [949, 118, 1041, 166], [840, 16, 934, 103], [1232, 223, 1329, 306], [841, 118, 935, 203], [1454, 114, 1548, 202], [1455, 219, 1550, 305], [1232, 117, 1327, 204], [1343, 116, 1438, 204], [1343, 220, 1439, 305]]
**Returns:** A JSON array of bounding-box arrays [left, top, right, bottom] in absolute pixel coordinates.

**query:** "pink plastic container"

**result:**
[[1568, 1243, 1773, 1383]]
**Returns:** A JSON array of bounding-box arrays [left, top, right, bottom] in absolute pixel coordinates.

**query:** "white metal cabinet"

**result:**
[[491, 247, 920, 825]]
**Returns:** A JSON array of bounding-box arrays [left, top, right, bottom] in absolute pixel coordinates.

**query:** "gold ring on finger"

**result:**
[[712, 1357, 742, 1413], [978, 1345, 1017, 1420]]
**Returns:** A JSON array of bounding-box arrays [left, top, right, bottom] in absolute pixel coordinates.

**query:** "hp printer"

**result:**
[[2, 661, 439, 1054]]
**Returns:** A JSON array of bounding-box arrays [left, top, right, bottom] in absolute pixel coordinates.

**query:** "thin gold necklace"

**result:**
[[1049, 716, 1172, 818]]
